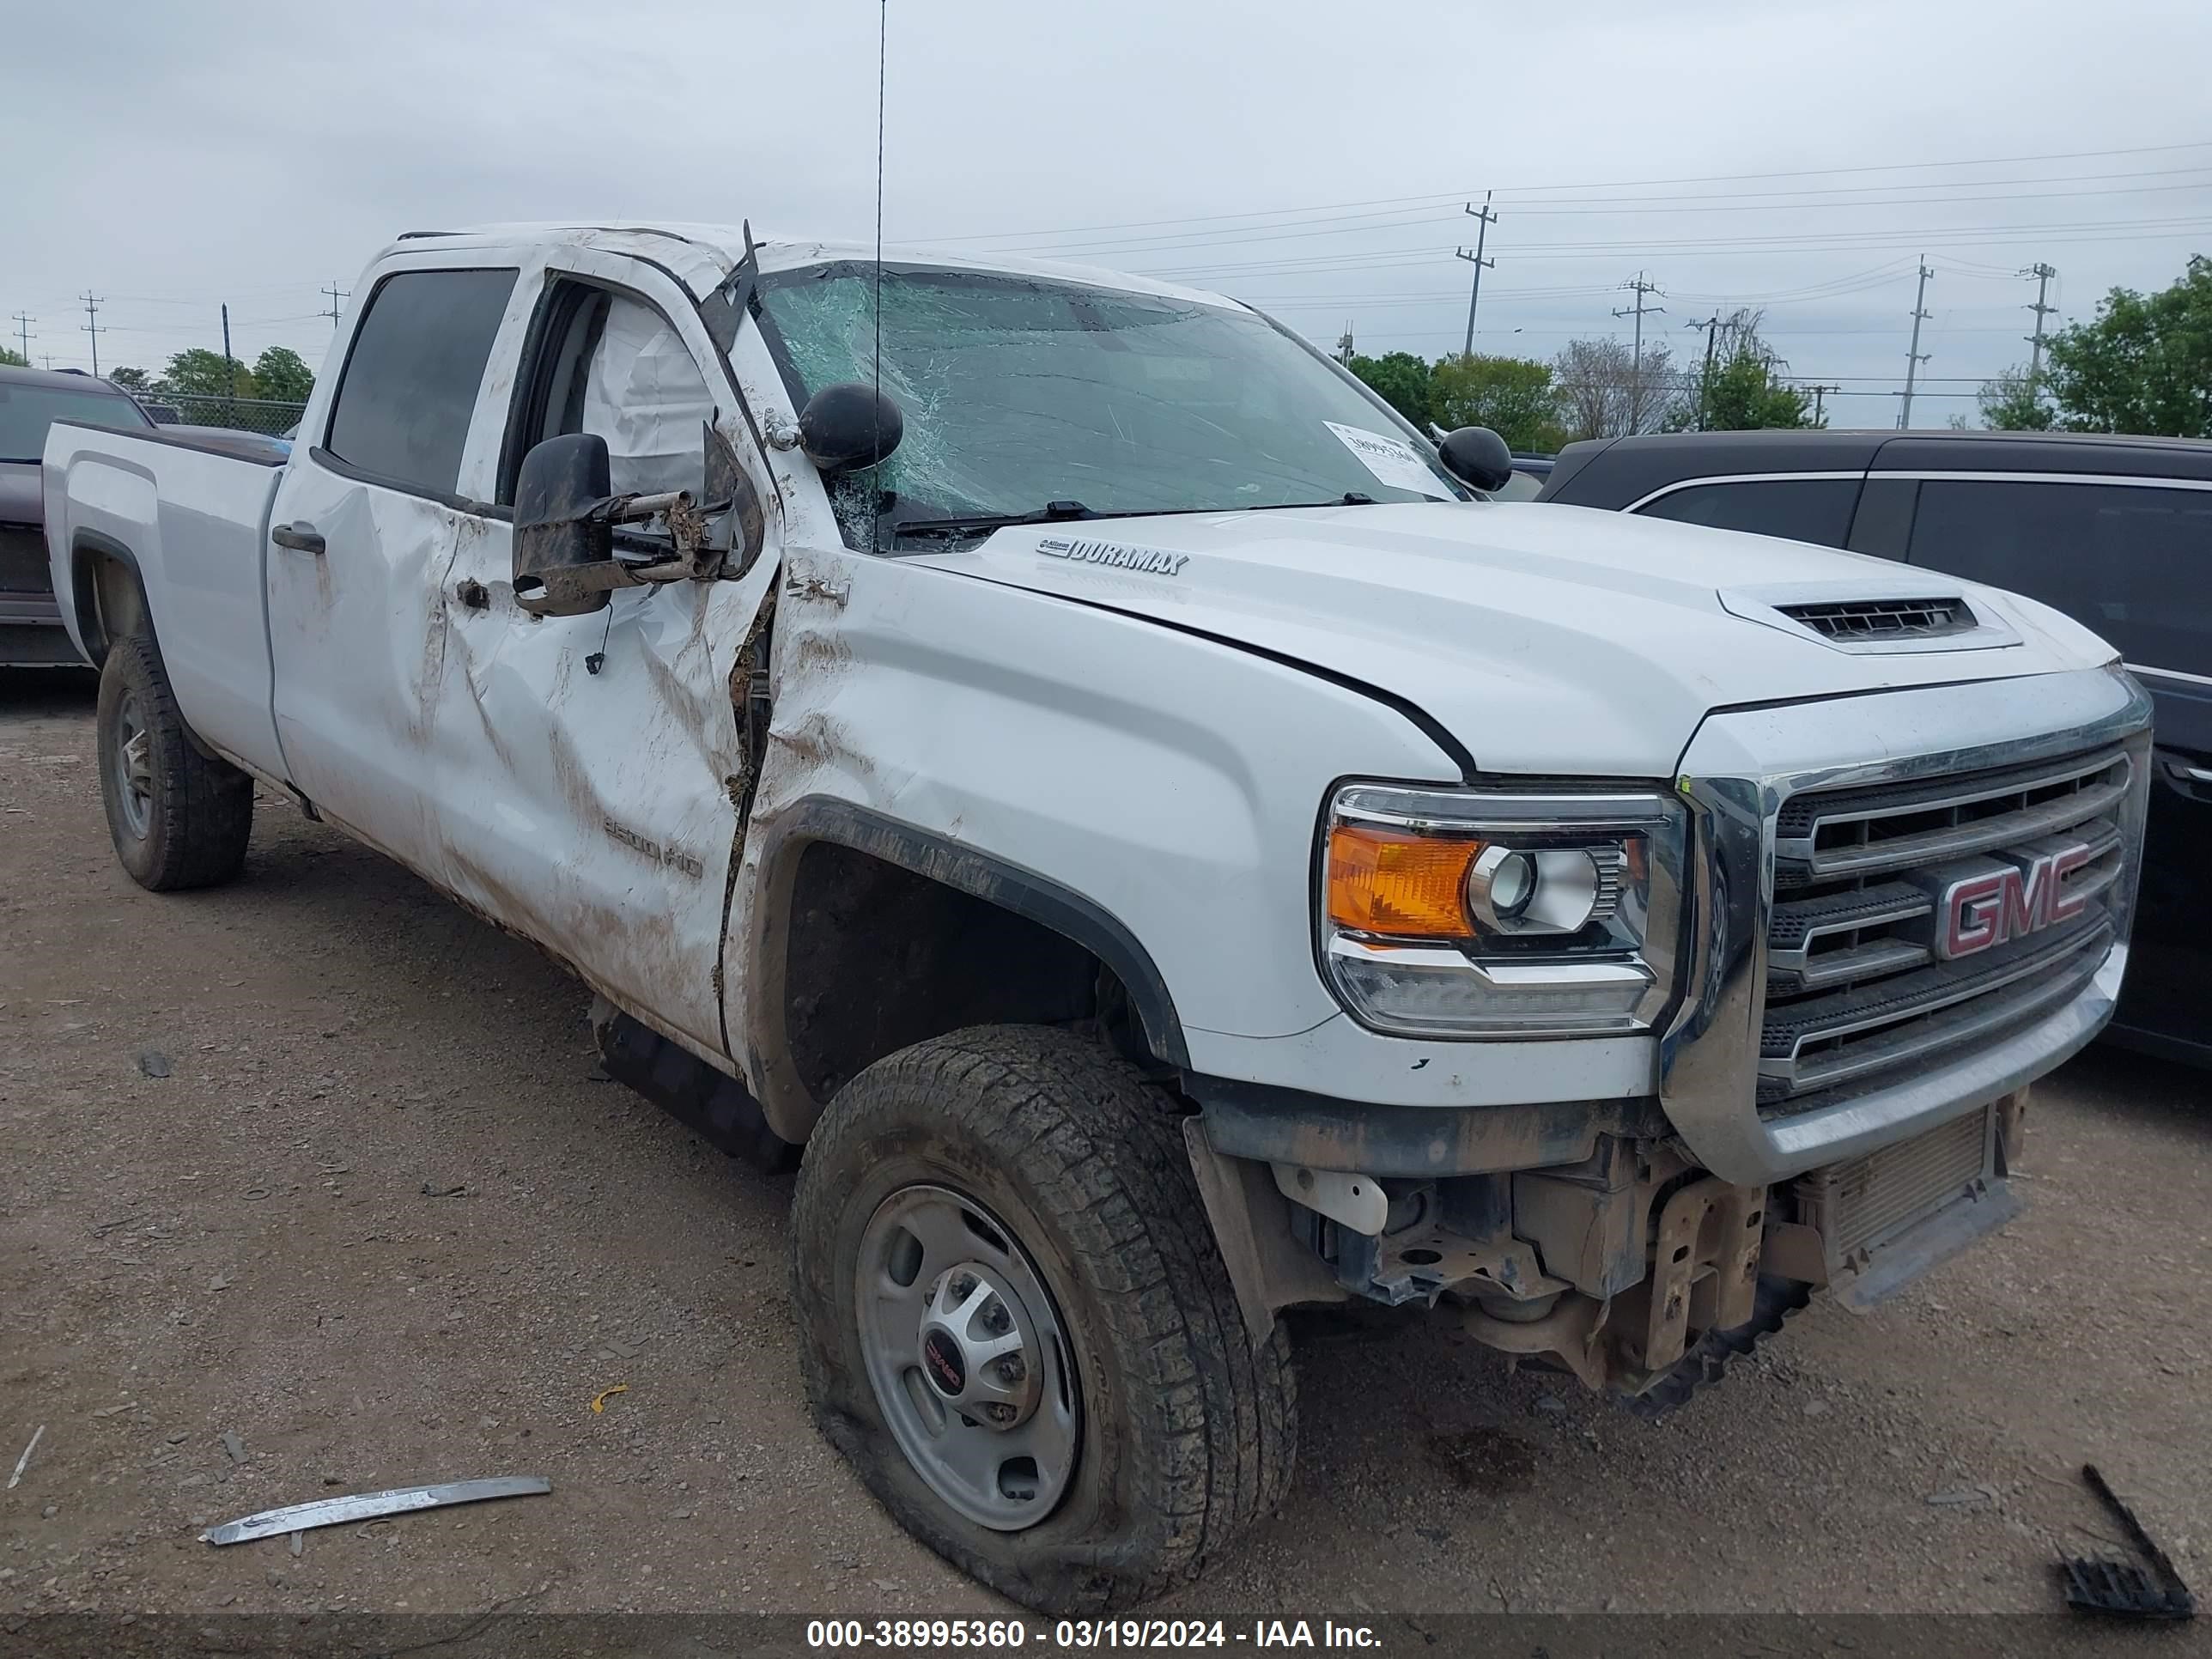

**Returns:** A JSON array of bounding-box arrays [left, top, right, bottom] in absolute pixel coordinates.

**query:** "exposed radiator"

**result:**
[[1794, 1107, 1992, 1269]]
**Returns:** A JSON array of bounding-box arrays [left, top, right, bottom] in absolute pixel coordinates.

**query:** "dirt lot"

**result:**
[[3, 670, 2209, 1631]]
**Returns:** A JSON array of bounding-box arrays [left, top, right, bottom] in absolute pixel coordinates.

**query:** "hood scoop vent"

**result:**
[[1718, 581, 2021, 656], [1774, 596, 1976, 641]]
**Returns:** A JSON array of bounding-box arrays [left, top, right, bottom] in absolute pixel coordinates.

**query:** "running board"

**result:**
[[592, 1006, 799, 1175]]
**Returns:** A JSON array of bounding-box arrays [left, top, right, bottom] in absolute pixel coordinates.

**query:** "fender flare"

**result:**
[[743, 798, 1191, 1136]]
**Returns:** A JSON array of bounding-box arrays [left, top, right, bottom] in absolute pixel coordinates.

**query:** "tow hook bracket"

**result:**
[[1637, 1176, 1764, 1373], [1272, 1163, 1386, 1236]]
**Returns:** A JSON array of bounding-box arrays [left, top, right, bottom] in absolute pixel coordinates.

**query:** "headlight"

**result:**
[[1318, 783, 1685, 1037]]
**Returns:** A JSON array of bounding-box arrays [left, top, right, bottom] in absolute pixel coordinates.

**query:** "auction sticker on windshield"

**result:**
[[1324, 422, 1455, 500]]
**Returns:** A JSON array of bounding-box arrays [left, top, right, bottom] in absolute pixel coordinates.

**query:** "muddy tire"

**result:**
[[95, 633, 252, 891], [791, 1025, 1296, 1612]]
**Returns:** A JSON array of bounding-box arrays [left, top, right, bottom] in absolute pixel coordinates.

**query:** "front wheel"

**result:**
[[790, 1026, 1296, 1612]]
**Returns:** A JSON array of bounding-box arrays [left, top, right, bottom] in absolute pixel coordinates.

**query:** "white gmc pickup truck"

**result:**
[[45, 222, 2150, 1610]]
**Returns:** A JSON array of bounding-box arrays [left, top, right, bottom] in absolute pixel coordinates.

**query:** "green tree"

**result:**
[[1346, 350, 1433, 429], [106, 366, 152, 390], [251, 346, 314, 404], [161, 347, 256, 399], [1974, 367, 2056, 430], [1700, 349, 1814, 430], [2043, 254, 2212, 438], [1428, 353, 1567, 452], [0, 347, 27, 368]]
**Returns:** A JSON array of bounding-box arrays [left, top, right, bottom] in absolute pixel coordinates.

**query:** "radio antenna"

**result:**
[[871, 0, 888, 552]]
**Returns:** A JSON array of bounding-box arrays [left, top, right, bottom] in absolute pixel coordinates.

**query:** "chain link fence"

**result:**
[[139, 392, 307, 439]]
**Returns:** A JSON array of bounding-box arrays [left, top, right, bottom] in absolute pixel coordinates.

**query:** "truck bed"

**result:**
[[42, 420, 289, 779]]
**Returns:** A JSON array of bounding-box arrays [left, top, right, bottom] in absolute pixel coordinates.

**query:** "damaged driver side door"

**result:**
[[431, 252, 780, 1062]]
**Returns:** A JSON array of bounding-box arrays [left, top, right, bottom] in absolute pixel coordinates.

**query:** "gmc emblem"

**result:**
[[1934, 844, 2094, 960]]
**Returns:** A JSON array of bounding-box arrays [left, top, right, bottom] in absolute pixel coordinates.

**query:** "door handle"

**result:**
[[271, 521, 325, 556], [2161, 755, 2212, 787]]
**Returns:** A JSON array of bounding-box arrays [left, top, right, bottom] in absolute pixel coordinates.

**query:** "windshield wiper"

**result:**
[[1249, 492, 1376, 509], [892, 500, 1098, 538]]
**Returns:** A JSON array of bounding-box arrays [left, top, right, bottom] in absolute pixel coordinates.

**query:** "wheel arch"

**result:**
[[741, 799, 1191, 1144], [69, 528, 153, 669]]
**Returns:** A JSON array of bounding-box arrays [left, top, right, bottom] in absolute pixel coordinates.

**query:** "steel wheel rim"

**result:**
[[855, 1182, 1081, 1532], [110, 690, 152, 839]]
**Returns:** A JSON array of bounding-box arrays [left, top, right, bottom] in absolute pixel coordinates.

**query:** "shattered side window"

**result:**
[[580, 296, 716, 501], [754, 264, 1467, 549]]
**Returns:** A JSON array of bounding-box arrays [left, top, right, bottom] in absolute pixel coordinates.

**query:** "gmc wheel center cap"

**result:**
[[921, 1327, 968, 1396], [916, 1261, 1047, 1431]]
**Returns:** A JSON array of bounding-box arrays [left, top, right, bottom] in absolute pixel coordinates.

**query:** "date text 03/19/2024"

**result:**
[[805, 1619, 1382, 1650]]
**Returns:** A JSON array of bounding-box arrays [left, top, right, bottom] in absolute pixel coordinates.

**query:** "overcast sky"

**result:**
[[8, 0, 2209, 425]]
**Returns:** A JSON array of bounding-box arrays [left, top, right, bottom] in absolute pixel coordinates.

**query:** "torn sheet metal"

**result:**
[[584, 295, 718, 500], [201, 1475, 550, 1545]]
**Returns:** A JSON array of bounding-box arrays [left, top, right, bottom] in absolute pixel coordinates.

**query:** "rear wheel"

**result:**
[[791, 1025, 1296, 1612], [96, 633, 252, 891]]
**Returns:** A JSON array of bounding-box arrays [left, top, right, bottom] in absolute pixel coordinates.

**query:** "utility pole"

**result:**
[[1335, 320, 1354, 367], [1684, 313, 1721, 429], [221, 303, 236, 422], [2021, 261, 2057, 395], [1455, 192, 1498, 360], [11, 313, 32, 365], [1805, 383, 1839, 428], [79, 293, 104, 376], [321, 282, 349, 328], [1613, 270, 1664, 431], [1898, 257, 1933, 430]]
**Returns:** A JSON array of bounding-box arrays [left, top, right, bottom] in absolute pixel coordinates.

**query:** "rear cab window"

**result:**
[[1635, 477, 1861, 547], [1908, 478, 2212, 678], [322, 268, 519, 498]]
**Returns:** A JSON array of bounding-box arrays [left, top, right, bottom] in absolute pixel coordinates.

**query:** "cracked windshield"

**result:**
[[756, 263, 1468, 546]]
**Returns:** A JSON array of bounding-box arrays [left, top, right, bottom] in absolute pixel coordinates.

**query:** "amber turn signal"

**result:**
[[1325, 824, 1481, 939]]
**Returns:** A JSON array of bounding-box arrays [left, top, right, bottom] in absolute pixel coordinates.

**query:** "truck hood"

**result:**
[[918, 500, 2119, 777]]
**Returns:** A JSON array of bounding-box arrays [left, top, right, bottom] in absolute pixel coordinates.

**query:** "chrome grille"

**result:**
[[1759, 745, 2131, 1114], [1776, 597, 1974, 641]]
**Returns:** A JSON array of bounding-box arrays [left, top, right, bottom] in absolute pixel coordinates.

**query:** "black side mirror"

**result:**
[[798, 382, 902, 475], [514, 433, 615, 617], [1436, 426, 1516, 493]]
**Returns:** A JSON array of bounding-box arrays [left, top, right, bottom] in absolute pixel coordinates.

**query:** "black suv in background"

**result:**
[[1540, 427, 2212, 1067], [1, 365, 155, 665]]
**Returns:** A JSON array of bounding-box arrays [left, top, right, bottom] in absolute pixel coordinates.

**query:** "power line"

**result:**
[[10, 313, 31, 364], [1804, 383, 1841, 425], [320, 282, 349, 328], [927, 138, 2212, 245], [1613, 271, 1665, 428]]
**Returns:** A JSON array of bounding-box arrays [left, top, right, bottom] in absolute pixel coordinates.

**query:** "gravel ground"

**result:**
[[3, 671, 2208, 1632]]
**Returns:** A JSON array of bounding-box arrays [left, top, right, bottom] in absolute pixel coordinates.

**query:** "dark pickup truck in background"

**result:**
[[0, 365, 156, 666], [1540, 427, 2212, 1066]]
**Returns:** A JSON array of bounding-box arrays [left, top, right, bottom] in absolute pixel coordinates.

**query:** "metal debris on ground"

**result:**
[[2058, 1464, 2196, 1621], [420, 1182, 468, 1198], [6, 1425, 45, 1490], [137, 1049, 172, 1079], [202, 1476, 553, 1546], [589, 1384, 629, 1414]]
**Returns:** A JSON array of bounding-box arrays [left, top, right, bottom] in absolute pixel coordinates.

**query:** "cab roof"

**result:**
[[381, 222, 1246, 313]]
